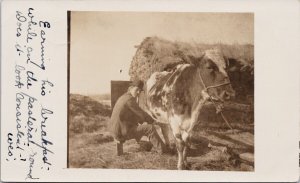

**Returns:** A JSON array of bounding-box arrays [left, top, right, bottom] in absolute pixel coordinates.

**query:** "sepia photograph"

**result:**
[[67, 11, 254, 171], [2, 0, 300, 181]]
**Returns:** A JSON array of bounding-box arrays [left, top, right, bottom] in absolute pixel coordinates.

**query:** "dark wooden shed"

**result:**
[[110, 80, 132, 109]]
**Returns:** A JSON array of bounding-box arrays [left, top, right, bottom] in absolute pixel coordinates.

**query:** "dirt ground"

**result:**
[[69, 115, 254, 171]]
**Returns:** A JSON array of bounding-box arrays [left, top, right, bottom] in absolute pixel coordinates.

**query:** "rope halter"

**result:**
[[198, 69, 234, 131]]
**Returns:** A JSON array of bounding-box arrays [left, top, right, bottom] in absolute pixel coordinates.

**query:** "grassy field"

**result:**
[[68, 94, 254, 171]]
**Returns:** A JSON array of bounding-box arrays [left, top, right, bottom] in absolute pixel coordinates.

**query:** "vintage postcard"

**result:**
[[1, 0, 299, 182]]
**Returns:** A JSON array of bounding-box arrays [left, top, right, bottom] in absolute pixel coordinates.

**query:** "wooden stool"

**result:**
[[115, 139, 124, 156]]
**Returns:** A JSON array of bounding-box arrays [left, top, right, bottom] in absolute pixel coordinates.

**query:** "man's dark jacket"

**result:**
[[109, 92, 154, 141]]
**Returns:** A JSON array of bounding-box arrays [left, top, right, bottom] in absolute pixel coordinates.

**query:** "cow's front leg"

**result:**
[[182, 131, 189, 169], [175, 137, 185, 170], [182, 146, 188, 168]]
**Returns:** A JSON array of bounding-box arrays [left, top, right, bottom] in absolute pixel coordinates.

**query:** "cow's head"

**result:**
[[188, 49, 235, 102]]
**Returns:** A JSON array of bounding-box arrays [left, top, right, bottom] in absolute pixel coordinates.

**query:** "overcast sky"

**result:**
[[70, 12, 253, 95]]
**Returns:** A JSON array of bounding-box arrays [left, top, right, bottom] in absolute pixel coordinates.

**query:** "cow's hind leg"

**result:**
[[159, 123, 171, 146], [170, 121, 185, 169]]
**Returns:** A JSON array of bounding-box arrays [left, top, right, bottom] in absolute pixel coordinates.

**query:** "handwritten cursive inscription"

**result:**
[[39, 21, 51, 28], [26, 8, 37, 43], [7, 133, 14, 157], [16, 11, 27, 37], [21, 92, 37, 145], [41, 79, 54, 96], [15, 44, 24, 56], [26, 71, 38, 89], [41, 107, 54, 166], [11, 8, 54, 180], [26, 152, 39, 180], [15, 65, 25, 89], [39, 30, 47, 70], [26, 46, 33, 64], [16, 93, 25, 150]]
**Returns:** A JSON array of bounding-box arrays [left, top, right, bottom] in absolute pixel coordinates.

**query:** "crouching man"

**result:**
[[109, 80, 170, 154]]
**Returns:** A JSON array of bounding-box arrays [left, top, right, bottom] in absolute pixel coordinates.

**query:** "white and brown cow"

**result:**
[[144, 49, 235, 169]]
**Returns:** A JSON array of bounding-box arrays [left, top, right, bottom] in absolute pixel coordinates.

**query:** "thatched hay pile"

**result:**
[[129, 36, 254, 81]]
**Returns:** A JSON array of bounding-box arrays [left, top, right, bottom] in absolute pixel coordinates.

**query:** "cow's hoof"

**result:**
[[177, 164, 186, 170], [178, 166, 184, 170], [184, 161, 191, 169]]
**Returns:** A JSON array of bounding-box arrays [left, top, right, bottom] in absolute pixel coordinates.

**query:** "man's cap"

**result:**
[[131, 80, 144, 90]]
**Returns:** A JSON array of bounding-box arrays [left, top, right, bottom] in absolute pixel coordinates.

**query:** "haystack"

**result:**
[[129, 36, 254, 81]]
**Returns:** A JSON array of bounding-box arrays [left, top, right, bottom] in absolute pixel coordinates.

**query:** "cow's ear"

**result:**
[[187, 54, 205, 66], [187, 55, 198, 66], [223, 56, 229, 67], [196, 53, 205, 66]]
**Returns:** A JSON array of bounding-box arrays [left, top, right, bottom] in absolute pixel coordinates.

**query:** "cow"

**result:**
[[144, 49, 235, 170]]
